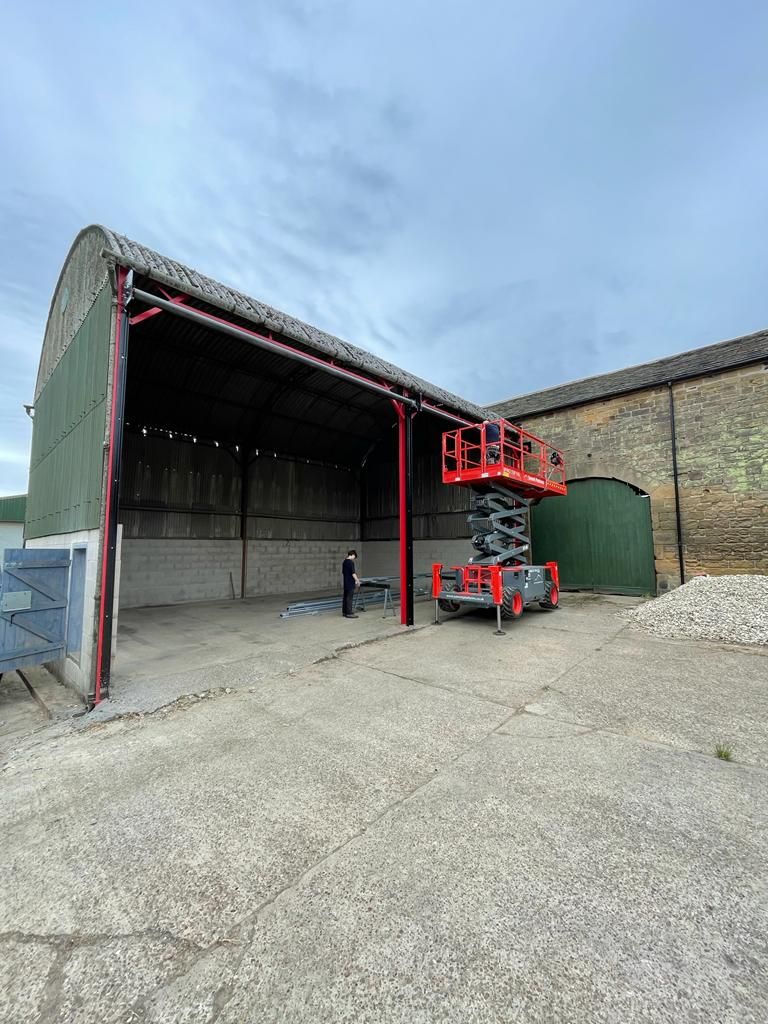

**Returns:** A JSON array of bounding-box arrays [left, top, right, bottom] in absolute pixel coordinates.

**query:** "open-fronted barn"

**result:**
[[26, 227, 488, 705]]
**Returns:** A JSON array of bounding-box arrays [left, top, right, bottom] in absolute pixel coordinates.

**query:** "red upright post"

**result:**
[[94, 266, 131, 707], [393, 399, 415, 626]]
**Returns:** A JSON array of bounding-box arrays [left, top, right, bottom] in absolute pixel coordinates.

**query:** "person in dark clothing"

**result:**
[[342, 549, 360, 618], [483, 419, 501, 464]]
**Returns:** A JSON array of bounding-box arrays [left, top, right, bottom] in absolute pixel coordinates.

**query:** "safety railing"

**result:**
[[442, 419, 566, 494]]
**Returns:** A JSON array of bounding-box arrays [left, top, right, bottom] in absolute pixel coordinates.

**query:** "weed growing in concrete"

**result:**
[[715, 743, 734, 762]]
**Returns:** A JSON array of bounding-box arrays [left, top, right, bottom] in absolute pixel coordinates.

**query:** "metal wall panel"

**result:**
[[246, 456, 359, 540], [122, 433, 241, 512], [246, 517, 354, 541], [120, 432, 241, 538], [0, 495, 26, 523], [362, 453, 468, 541], [26, 285, 112, 539], [120, 434, 359, 539], [248, 456, 359, 521]]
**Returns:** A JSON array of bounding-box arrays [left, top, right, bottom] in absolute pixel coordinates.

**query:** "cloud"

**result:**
[[2, 0, 768, 495]]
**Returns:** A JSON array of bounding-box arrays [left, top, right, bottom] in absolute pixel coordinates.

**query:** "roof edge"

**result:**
[[35, 225, 113, 399], [98, 228, 491, 423], [493, 328, 768, 418]]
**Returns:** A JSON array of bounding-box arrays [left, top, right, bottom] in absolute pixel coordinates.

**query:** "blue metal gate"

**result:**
[[0, 549, 70, 674]]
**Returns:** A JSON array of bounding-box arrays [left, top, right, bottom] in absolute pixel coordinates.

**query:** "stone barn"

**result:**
[[496, 332, 768, 594]]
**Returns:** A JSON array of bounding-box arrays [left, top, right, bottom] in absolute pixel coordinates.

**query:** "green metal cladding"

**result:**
[[25, 284, 113, 539], [0, 494, 26, 522]]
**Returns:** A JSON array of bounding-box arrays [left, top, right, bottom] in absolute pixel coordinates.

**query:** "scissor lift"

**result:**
[[432, 419, 567, 634]]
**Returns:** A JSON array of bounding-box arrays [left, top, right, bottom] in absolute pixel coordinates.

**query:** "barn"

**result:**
[[24, 227, 487, 707], [0, 495, 26, 561], [495, 334, 768, 594]]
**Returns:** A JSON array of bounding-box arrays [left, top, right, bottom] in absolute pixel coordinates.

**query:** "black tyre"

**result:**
[[438, 585, 462, 614], [539, 582, 560, 610], [500, 587, 524, 620]]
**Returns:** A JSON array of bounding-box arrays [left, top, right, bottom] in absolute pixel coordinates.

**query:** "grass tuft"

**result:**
[[715, 743, 733, 762]]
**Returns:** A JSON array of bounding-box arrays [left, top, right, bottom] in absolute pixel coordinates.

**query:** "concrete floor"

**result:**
[[109, 593, 436, 718], [2, 594, 767, 1023]]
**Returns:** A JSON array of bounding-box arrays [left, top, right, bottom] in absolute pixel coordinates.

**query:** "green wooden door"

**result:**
[[531, 478, 656, 596]]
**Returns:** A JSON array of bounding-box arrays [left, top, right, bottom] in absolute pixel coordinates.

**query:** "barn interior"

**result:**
[[113, 278, 474, 686]]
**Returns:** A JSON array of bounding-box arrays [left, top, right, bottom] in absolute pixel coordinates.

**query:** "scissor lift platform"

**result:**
[[442, 420, 566, 499], [433, 419, 567, 632]]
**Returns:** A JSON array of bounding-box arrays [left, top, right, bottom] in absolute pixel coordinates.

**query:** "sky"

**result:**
[[1, 0, 768, 495]]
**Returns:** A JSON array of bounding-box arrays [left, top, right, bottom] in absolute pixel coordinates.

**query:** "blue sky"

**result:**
[[1, 0, 767, 495]]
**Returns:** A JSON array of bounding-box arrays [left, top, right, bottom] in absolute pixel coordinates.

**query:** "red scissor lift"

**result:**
[[432, 419, 567, 633]]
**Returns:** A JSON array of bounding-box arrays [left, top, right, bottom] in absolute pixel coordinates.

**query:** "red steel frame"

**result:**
[[392, 399, 415, 627], [130, 285, 473, 428], [94, 266, 128, 705], [431, 561, 560, 603], [92, 277, 462, 700]]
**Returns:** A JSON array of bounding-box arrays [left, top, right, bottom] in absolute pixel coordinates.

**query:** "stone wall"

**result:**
[[673, 365, 768, 578], [500, 361, 768, 591]]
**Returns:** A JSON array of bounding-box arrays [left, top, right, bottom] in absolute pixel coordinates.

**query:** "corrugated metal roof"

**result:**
[[96, 226, 491, 423], [495, 329, 768, 419], [0, 494, 27, 522]]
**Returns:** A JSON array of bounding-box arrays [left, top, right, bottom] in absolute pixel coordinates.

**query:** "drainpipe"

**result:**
[[667, 382, 685, 586]]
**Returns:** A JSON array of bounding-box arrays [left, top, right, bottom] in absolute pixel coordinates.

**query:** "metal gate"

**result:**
[[0, 549, 70, 674], [531, 478, 656, 596]]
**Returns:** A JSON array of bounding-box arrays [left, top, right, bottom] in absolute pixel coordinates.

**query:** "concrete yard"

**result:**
[[1, 594, 767, 1023], [109, 591, 436, 717]]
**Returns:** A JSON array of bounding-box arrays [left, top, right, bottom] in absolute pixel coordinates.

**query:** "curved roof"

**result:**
[[96, 227, 489, 423]]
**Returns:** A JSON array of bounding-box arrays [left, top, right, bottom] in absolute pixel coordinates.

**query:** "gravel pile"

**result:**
[[626, 574, 768, 646]]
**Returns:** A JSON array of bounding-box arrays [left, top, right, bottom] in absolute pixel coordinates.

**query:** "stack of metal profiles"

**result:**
[[279, 575, 433, 618]]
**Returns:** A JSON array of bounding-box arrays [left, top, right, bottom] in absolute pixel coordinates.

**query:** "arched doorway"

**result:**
[[530, 478, 656, 596]]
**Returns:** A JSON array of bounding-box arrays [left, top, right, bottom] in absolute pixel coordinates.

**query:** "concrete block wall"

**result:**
[[508, 361, 768, 591], [119, 539, 242, 608], [246, 539, 361, 596], [120, 538, 363, 605], [26, 528, 101, 700]]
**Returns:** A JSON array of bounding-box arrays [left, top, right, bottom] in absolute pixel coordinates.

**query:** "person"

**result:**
[[483, 419, 501, 464], [341, 549, 361, 618]]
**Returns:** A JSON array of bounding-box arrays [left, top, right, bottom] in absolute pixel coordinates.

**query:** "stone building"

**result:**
[[495, 331, 768, 594]]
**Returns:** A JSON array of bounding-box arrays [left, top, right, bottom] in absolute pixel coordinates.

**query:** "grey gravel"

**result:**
[[627, 574, 768, 645]]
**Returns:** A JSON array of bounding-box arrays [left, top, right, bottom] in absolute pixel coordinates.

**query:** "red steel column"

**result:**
[[394, 400, 415, 626], [94, 266, 130, 706]]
